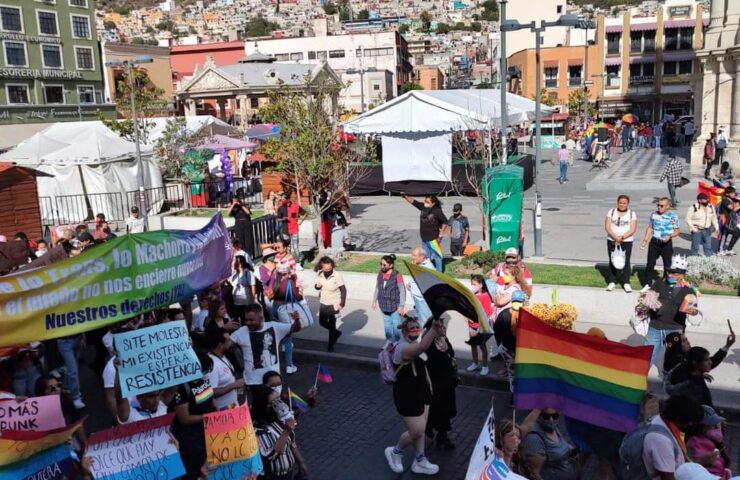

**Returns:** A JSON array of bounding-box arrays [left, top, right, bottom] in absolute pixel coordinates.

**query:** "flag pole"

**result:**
[[314, 364, 320, 388], [288, 387, 293, 411]]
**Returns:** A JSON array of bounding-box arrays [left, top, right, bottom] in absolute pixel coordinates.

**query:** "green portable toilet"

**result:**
[[484, 165, 523, 253]]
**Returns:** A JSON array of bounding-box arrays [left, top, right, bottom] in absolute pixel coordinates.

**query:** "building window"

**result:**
[[37, 11, 58, 36], [41, 44, 62, 68], [431, 77, 437, 89], [75, 46, 94, 69], [568, 64, 582, 87], [679, 60, 692, 74], [0, 6, 22, 32], [250, 97, 259, 108], [7, 84, 30, 104], [4, 41, 27, 66], [606, 32, 620, 55], [78, 86, 94, 104], [317, 51, 327, 60], [308, 51, 316, 60], [328, 49, 345, 58], [643, 30, 655, 52], [372, 83, 381, 91], [556, 5, 563, 13], [273, 53, 289, 61], [356, 47, 393, 57], [44, 85, 64, 104], [605, 65, 621, 88], [544, 67, 558, 88], [69, 0, 88, 6], [630, 31, 642, 53], [629, 62, 654, 85], [664, 61, 677, 76], [71, 15, 90, 39], [289, 52, 304, 60], [678, 27, 693, 49]]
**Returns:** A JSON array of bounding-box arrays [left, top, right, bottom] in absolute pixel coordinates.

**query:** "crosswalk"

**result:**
[[586, 147, 691, 191]]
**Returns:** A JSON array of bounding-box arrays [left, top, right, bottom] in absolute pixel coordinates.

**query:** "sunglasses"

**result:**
[[541, 412, 560, 420]]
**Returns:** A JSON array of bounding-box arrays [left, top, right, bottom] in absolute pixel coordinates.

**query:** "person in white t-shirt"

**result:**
[[112, 367, 168, 424], [604, 194, 638, 292], [126, 206, 146, 234], [230, 303, 303, 388], [206, 327, 244, 410]]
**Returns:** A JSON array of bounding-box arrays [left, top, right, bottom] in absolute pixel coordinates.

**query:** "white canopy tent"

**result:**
[[344, 89, 552, 182]]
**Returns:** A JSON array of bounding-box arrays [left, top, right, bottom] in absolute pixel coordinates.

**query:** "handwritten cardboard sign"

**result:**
[[0, 420, 82, 467], [0, 395, 65, 432], [204, 404, 262, 478], [87, 414, 185, 480], [0, 444, 76, 480], [114, 320, 202, 397]]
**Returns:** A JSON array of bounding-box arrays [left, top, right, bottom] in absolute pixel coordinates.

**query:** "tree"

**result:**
[[156, 18, 175, 31], [322, 2, 338, 15], [567, 88, 596, 120], [480, 0, 498, 21], [104, 20, 117, 30], [258, 79, 377, 251], [338, 7, 350, 21], [400, 81, 424, 93], [420, 10, 432, 31], [470, 21, 482, 32], [475, 81, 492, 89], [531, 88, 557, 107], [357, 8, 370, 20], [99, 68, 167, 144], [243, 16, 279, 37], [155, 118, 211, 179], [436, 22, 450, 34], [398, 23, 410, 34]]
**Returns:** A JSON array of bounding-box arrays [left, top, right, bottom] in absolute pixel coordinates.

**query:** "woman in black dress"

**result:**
[[424, 318, 458, 450], [228, 197, 254, 258]]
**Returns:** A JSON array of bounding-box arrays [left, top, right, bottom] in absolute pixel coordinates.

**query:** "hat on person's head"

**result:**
[[453, 203, 462, 212], [675, 463, 719, 480], [505, 247, 519, 258], [586, 327, 607, 340], [697, 193, 709, 201], [702, 405, 725, 427], [667, 254, 689, 274], [262, 248, 277, 262]]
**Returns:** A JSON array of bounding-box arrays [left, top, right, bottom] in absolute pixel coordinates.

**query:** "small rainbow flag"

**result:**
[[514, 309, 652, 433], [317, 364, 333, 383], [427, 239, 444, 260], [289, 389, 309, 413]]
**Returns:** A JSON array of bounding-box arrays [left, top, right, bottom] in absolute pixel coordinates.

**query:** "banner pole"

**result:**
[[314, 364, 320, 389]]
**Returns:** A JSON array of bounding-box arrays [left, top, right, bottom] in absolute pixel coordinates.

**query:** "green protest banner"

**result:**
[[0, 215, 232, 347]]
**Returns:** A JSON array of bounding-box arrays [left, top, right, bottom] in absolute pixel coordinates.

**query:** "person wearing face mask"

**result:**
[[643, 255, 698, 367], [372, 254, 406, 346], [466, 275, 494, 376], [686, 406, 732, 479], [263, 371, 318, 416], [520, 408, 578, 480], [251, 384, 303, 480], [401, 193, 448, 272], [385, 317, 443, 476], [314, 256, 346, 351], [447, 203, 470, 256], [490, 248, 533, 298], [686, 193, 718, 257]]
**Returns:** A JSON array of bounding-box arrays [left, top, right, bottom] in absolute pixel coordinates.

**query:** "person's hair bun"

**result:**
[[389, 254, 396, 261]]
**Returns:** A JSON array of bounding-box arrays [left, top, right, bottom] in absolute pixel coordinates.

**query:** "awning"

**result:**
[[605, 25, 622, 33], [568, 59, 583, 66], [663, 51, 696, 62], [629, 55, 656, 64], [605, 57, 623, 66], [664, 19, 696, 28], [631, 22, 657, 31], [544, 60, 559, 68]]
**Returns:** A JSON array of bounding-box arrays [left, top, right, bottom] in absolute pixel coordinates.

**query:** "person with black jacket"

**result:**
[[423, 318, 458, 450], [401, 194, 448, 272], [667, 347, 722, 407]]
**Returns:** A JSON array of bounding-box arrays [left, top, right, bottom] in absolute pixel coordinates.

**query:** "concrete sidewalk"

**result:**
[[293, 269, 740, 409]]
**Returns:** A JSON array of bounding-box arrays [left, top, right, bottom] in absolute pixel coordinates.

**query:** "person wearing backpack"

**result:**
[[604, 195, 638, 292], [618, 394, 703, 480], [716, 127, 728, 164], [372, 254, 406, 346], [448, 203, 470, 256], [384, 316, 443, 476]]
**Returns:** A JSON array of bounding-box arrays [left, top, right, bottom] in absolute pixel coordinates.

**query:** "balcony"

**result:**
[[544, 79, 558, 89], [568, 77, 582, 87], [629, 75, 654, 86], [605, 76, 621, 89]]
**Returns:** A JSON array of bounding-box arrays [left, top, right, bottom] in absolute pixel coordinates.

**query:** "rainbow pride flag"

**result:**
[[514, 309, 651, 432], [427, 239, 444, 260], [289, 389, 309, 413]]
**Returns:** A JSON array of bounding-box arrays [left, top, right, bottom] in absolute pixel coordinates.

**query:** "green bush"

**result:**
[[458, 250, 505, 273]]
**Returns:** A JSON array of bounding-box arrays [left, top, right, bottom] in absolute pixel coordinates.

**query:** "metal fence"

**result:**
[[39, 177, 264, 227], [227, 214, 279, 260]]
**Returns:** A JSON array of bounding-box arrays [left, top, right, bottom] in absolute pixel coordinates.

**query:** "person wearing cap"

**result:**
[[640, 197, 680, 291], [659, 154, 684, 208], [490, 248, 533, 298], [686, 406, 731, 479], [126, 206, 146, 234], [447, 203, 470, 256], [686, 193, 718, 257], [643, 254, 698, 366]]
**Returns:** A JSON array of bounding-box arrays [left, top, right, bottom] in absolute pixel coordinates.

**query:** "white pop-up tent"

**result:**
[[344, 89, 552, 182]]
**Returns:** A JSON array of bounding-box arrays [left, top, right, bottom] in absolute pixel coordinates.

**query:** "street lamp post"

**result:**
[[499, 0, 508, 165], [580, 17, 597, 125], [501, 15, 582, 257], [104, 56, 153, 225]]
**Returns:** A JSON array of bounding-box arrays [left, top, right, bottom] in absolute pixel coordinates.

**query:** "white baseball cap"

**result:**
[[675, 463, 719, 480], [505, 247, 519, 257]]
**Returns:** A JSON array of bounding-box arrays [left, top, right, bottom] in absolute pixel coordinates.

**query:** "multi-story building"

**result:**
[[415, 65, 445, 90], [102, 42, 173, 106], [244, 28, 413, 111], [595, 0, 708, 122], [0, 0, 114, 143]]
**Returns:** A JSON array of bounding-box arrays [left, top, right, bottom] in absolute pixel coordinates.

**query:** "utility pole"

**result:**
[[582, 17, 590, 125], [499, 0, 508, 165]]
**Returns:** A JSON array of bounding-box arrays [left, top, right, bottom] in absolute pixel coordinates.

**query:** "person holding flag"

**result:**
[[401, 193, 448, 272]]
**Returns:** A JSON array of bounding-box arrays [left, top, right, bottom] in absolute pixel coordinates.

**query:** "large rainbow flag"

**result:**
[[513, 309, 652, 432]]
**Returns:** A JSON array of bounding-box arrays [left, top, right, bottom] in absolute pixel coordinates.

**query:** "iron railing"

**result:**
[[227, 215, 279, 260]]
